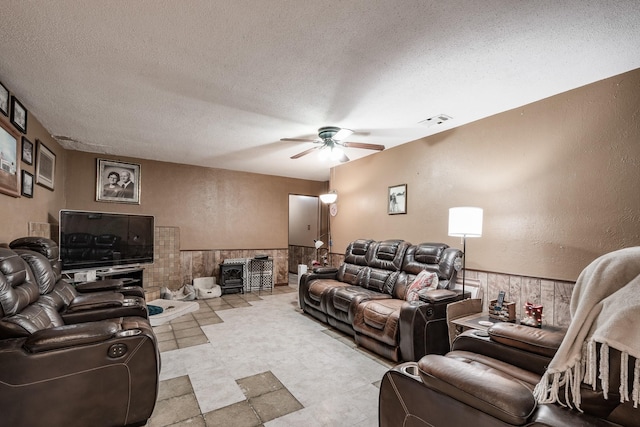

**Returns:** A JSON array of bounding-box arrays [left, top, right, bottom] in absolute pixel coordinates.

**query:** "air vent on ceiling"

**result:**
[[419, 114, 452, 127]]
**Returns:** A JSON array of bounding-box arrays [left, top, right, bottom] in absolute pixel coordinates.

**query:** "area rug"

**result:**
[[148, 299, 200, 326]]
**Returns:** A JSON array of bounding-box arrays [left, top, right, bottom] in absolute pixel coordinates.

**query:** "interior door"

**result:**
[[288, 194, 319, 273]]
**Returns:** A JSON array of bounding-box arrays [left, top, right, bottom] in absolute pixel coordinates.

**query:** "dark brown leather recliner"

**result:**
[[11, 246, 148, 323], [10, 237, 146, 298], [0, 247, 159, 427], [379, 322, 639, 426]]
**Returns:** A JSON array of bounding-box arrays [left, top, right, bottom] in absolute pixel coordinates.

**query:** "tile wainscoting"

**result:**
[[327, 253, 575, 328]]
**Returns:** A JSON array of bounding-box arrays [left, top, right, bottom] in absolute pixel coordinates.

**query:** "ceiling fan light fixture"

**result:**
[[318, 146, 330, 161], [330, 146, 344, 161], [333, 128, 353, 141]]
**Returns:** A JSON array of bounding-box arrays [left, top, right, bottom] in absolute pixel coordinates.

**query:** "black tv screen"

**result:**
[[59, 210, 155, 272]]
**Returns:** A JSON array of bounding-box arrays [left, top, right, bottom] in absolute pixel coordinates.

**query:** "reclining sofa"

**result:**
[[0, 245, 159, 427], [299, 239, 463, 362]]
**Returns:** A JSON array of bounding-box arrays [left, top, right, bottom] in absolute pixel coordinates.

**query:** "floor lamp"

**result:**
[[448, 207, 483, 299]]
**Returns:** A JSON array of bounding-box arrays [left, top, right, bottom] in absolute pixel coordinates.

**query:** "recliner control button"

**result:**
[[108, 343, 128, 358]]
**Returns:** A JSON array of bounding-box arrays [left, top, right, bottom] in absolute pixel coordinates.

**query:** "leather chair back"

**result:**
[[10, 237, 63, 280], [394, 243, 462, 299], [0, 248, 63, 338], [337, 239, 374, 285]]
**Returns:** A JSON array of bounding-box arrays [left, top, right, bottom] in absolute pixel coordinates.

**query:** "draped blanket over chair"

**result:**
[[534, 246, 640, 410]]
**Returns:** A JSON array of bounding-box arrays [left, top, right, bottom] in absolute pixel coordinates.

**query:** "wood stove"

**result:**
[[219, 262, 245, 294]]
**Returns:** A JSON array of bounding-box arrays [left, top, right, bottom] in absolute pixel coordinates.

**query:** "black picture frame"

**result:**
[[0, 82, 8, 117], [35, 140, 56, 190], [96, 158, 141, 204], [21, 170, 34, 198], [388, 184, 407, 215], [21, 136, 33, 165], [0, 119, 21, 197], [10, 96, 27, 134]]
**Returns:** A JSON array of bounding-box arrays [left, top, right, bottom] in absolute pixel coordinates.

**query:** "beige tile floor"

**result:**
[[146, 278, 393, 426]]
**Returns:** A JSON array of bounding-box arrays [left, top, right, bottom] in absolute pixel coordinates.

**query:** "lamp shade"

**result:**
[[314, 240, 325, 249], [448, 207, 483, 237], [319, 191, 338, 204]]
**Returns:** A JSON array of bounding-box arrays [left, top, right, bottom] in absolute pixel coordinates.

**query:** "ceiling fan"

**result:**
[[281, 126, 385, 162]]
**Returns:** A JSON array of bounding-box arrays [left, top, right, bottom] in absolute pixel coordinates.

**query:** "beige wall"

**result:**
[[63, 151, 325, 250], [330, 68, 640, 282], [0, 114, 66, 243], [2, 68, 639, 288]]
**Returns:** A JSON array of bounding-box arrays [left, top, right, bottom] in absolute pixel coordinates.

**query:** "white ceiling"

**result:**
[[1, 1, 639, 181]]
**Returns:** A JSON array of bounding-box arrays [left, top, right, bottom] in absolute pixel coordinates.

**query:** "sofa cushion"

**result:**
[[353, 299, 405, 346], [358, 267, 399, 294], [343, 239, 374, 265], [367, 240, 410, 271], [337, 263, 366, 285], [405, 270, 439, 301], [326, 286, 391, 324], [306, 279, 348, 308]]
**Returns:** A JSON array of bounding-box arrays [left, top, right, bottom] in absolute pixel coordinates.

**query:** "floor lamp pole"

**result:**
[[462, 235, 467, 299]]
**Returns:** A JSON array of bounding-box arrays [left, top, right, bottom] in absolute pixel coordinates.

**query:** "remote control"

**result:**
[[495, 290, 506, 311]]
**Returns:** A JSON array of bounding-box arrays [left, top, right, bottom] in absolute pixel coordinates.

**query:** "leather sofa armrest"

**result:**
[[488, 322, 565, 358], [418, 288, 457, 303], [24, 321, 120, 353], [66, 293, 125, 312], [312, 267, 338, 274], [399, 295, 462, 360], [452, 329, 555, 375], [418, 354, 537, 425], [75, 278, 125, 292]]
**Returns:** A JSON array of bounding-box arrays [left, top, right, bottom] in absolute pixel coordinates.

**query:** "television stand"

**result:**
[[96, 267, 144, 287]]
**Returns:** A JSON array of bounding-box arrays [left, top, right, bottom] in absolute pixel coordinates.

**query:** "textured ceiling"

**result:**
[[1, 1, 639, 181]]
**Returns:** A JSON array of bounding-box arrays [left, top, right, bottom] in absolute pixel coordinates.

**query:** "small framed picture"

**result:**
[[96, 158, 141, 204], [21, 136, 33, 165], [388, 184, 407, 215], [0, 119, 21, 197], [21, 170, 34, 198], [36, 140, 56, 190], [10, 96, 27, 134], [0, 82, 8, 116]]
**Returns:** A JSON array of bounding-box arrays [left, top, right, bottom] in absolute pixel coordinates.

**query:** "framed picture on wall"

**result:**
[[21, 170, 34, 198], [21, 136, 33, 165], [0, 119, 21, 197], [0, 82, 9, 117], [388, 184, 407, 215], [10, 96, 27, 134], [96, 158, 141, 204], [36, 140, 56, 190]]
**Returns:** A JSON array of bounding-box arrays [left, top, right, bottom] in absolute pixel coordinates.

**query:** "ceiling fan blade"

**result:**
[[339, 153, 350, 163], [290, 147, 318, 159], [342, 142, 385, 151], [281, 137, 318, 142], [333, 128, 354, 141]]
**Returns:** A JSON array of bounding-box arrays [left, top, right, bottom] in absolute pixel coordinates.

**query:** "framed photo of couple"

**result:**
[[96, 158, 141, 204]]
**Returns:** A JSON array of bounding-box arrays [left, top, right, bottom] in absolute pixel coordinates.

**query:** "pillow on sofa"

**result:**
[[406, 270, 439, 301]]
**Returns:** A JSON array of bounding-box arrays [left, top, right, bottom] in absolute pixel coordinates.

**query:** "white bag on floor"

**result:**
[[193, 277, 221, 299], [162, 285, 197, 301]]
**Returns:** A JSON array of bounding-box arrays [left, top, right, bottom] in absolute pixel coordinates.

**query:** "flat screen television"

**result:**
[[59, 210, 154, 272]]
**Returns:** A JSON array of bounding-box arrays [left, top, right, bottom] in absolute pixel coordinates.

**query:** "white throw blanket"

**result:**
[[533, 246, 640, 410]]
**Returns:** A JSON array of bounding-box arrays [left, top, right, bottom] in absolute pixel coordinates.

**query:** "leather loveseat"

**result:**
[[0, 246, 159, 427], [299, 239, 463, 362], [379, 323, 639, 426]]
